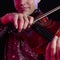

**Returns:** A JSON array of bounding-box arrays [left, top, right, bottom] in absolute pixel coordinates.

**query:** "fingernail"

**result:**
[[55, 28, 60, 36]]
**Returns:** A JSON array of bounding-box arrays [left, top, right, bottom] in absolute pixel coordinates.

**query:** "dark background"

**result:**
[[39, 0, 60, 21], [0, 0, 60, 20]]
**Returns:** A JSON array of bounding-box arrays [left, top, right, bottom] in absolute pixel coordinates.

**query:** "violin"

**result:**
[[32, 6, 60, 41], [0, 6, 60, 41]]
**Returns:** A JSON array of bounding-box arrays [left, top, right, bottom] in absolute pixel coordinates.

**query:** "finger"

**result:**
[[23, 15, 29, 29], [18, 14, 24, 32], [45, 42, 51, 60], [56, 37, 60, 60], [28, 16, 34, 28], [50, 36, 58, 60], [13, 14, 18, 29], [28, 16, 34, 25]]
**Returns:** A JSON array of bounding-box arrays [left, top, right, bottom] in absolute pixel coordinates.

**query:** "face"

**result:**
[[14, 0, 41, 15]]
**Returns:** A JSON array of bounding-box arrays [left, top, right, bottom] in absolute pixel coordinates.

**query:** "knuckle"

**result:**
[[24, 16, 29, 23], [31, 16, 34, 20], [18, 13, 23, 17], [13, 13, 18, 17]]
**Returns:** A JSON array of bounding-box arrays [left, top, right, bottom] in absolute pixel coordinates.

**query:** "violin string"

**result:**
[[33, 6, 60, 24]]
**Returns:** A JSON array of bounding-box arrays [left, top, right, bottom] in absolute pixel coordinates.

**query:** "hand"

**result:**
[[45, 29, 60, 60], [1, 13, 34, 32]]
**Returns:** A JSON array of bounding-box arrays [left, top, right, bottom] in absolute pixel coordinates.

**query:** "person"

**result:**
[[0, 0, 60, 60]]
